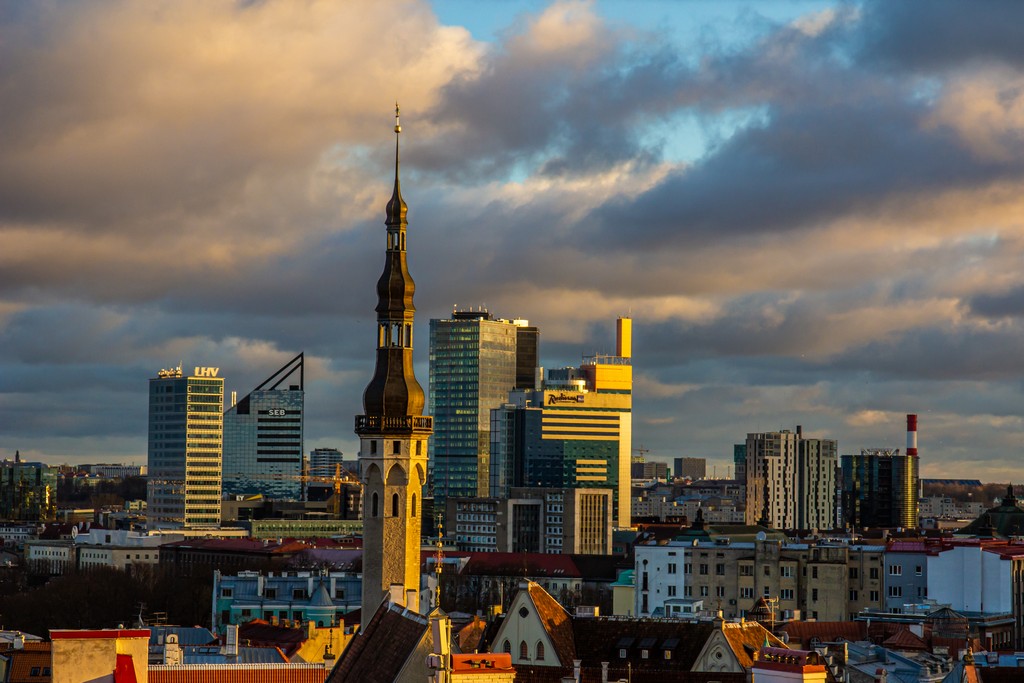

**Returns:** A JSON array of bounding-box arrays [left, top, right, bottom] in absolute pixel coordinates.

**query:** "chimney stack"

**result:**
[[906, 414, 918, 457]]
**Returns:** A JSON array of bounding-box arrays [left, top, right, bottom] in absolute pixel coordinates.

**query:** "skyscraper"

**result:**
[[0, 453, 56, 522], [429, 310, 538, 505], [222, 353, 304, 500], [491, 317, 633, 526], [796, 428, 837, 531], [354, 106, 432, 619], [841, 414, 920, 530], [147, 364, 224, 530]]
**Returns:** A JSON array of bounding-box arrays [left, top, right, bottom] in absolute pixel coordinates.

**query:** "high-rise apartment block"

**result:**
[[840, 415, 920, 530], [222, 354, 304, 500], [491, 318, 633, 526], [308, 447, 345, 478], [429, 310, 538, 505], [147, 365, 224, 530], [744, 426, 836, 530]]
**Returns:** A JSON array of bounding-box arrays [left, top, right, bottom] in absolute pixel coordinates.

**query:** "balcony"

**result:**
[[354, 414, 433, 435]]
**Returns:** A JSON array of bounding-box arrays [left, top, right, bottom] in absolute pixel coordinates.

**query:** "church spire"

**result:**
[[386, 103, 408, 228]]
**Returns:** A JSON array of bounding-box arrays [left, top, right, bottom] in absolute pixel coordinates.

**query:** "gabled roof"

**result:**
[[325, 602, 428, 683], [6, 648, 52, 683], [527, 582, 575, 667], [882, 627, 928, 651], [720, 621, 786, 669], [457, 616, 488, 653]]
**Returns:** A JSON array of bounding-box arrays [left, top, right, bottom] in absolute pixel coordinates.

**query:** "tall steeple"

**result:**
[[355, 105, 432, 624]]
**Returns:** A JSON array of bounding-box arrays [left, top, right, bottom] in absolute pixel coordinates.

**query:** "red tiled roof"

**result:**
[[721, 621, 786, 669], [149, 663, 326, 683], [527, 582, 575, 668], [451, 653, 514, 675], [7, 650, 51, 683], [881, 627, 928, 651], [462, 553, 580, 577], [780, 621, 868, 647]]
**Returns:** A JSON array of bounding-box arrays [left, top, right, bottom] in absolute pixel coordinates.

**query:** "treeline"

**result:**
[[56, 476, 147, 507], [921, 482, 1016, 506], [0, 565, 211, 636]]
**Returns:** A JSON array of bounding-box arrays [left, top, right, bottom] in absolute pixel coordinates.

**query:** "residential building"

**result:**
[[882, 540, 931, 613], [354, 108, 432, 620], [447, 487, 613, 554], [491, 318, 633, 526], [0, 454, 56, 522], [634, 537, 886, 622], [430, 309, 538, 503], [27, 528, 181, 575], [222, 354, 305, 501], [796, 431, 837, 531], [744, 430, 798, 527], [630, 461, 669, 479], [211, 569, 361, 632], [147, 364, 224, 530]]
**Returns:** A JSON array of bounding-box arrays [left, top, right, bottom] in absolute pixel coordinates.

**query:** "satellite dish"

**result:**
[[755, 531, 767, 542]]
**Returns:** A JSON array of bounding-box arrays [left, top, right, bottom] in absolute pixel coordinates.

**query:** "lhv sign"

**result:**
[[193, 367, 220, 377]]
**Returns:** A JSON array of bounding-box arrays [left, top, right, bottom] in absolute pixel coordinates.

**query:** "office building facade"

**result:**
[[674, 457, 707, 481], [429, 310, 538, 504], [222, 354, 304, 500], [147, 365, 224, 530], [0, 454, 56, 522], [447, 487, 613, 554], [308, 447, 345, 478], [491, 318, 633, 526], [841, 414, 920, 530]]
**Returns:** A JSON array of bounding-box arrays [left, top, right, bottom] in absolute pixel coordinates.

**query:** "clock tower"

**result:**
[[355, 105, 432, 621]]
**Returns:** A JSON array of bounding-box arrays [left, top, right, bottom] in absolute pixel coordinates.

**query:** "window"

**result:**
[[740, 565, 753, 576], [850, 590, 858, 601], [699, 564, 708, 575], [763, 586, 771, 597], [667, 585, 677, 597], [741, 587, 754, 599], [372, 493, 379, 517], [293, 589, 305, 599], [536, 642, 545, 661], [811, 589, 818, 602], [503, 641, 511, 654], [870, 590, 879, 602], [781, 566, 793, 578], [684, 586, 692, 597], [641, 650, 649, 659], [849, 567, 859, 579], [781, 589, 794, 600], [870, 568, 879, 580], [412, 493, 417, 517], [764, 566, 770, 577], [716, 586, 725, 598], [888, 586, 902, 598], [392, 493, 399, 517], [393, 440, 401, 454], [265, 588, 277, 599], [370, 440, 377, 455], [700, 586, 709, 597], [221, 588, 233, 598], [667, 563, 677, 574], [812, 567, 818, 579], [684, 563, 692, 574], [889, 565, 902, 576], [619, 649, 627, 659], [915, 565, 923, 576], [520, 641, 529, 660], [716, 564, 725, 575]]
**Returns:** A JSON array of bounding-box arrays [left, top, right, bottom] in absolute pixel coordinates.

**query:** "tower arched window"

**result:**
[[536, 641, 545, 661], [502, 640, 511, 654], [371, 493, 379, 518], [392, 493, 399, 517], [411, 493, 417, 518], [519, 641, 529, 660]]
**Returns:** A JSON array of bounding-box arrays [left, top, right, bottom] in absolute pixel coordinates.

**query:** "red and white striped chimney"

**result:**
[[906, 414, 918, 457]]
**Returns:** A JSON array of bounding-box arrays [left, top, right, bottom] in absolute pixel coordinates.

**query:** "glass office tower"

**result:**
[[148, 365, 224, 529], [222, 354, 304, 500], [429, 310, 537, 505]]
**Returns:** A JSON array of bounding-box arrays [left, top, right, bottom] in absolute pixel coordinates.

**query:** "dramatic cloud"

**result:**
[[3, 1, 1024, 481]]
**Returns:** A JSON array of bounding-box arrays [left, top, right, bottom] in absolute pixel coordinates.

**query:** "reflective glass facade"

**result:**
[[840, 451, 919, 529], [429, 312, 530, 505], [0, 460, 56, 522], [223, 389, 304, 500], [148, 370, 223, 529]]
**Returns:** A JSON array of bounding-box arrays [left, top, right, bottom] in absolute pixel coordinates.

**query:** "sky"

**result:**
[[3, 0, 1024, 481]]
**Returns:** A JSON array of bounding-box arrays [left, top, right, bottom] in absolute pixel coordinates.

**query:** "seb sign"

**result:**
[[193, 367, 220, 377]]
